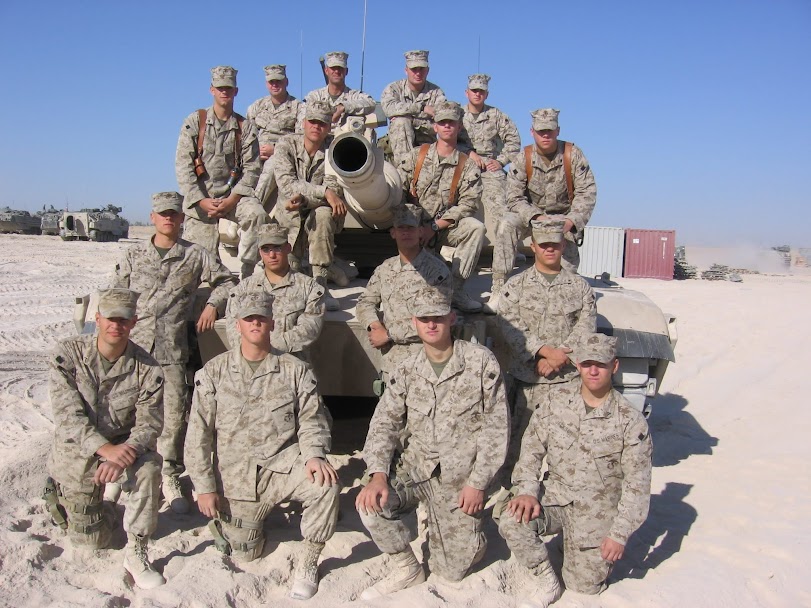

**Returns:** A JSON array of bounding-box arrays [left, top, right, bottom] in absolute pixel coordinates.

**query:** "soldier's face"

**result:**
[[324, 65, 347, 85], [530, 239, 564, 270], [95, 313, 136, 348], [413, 312, 455, 347], [465, 88, 488, 105], [304, 119, 330, 144], [237, 315, 274, 346], [531, 127, 560, 154], [259, 243, 291, 273], [433, 119, 460, 143], [267, 78, 288, 95], [390, 224, 420, 249], [151, 210, 183, 237], [578, 358, 619, 393], [406, 66, 428, 87], [210, 85, 237, 108]]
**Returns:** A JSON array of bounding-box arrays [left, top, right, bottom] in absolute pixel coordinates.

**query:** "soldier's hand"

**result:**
[[200, 198, 220, 217], [331, 104, 346, 123], [485, 159, 503, 173], [469, 151, 486, 170], [97, 442, 138, 469], [306, 457, 339, 487], [419, 224, 435, 247], [214, 193, 240, 218], [356, 473, 389, 515], [563, 218, 575, 234], [601, 537, 625, 562], [423, 105, 435, 118], [260, 144, 275, 160], [457, 485, 485, 515], [196, 304, 218, 333], [506, 494, 542, 524], [325, 189, 347, 218], [538, 345, 572, 372], [368, 323, 391, 349], [286, 194, 304, 211], [536, 359, 555, 378], [197, 492, 220, 518], [93, 461, 124, 485]]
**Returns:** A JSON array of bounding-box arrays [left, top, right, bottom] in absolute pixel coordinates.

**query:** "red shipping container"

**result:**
[[623, 229, 675, 280]]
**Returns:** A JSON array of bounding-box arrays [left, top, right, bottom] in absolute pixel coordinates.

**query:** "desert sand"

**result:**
[[0, 230, 809, 607]]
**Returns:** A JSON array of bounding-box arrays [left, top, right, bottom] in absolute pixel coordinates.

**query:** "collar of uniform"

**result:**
[[532, 141, 564, 168], [262, 269, 294, 289], [430, 144, 461, 166], [85, 338, 136, 377], [529, 265, 572, 285], [149, 236, 187, 261], [465, 104, 492, 120], [580, 386, 617, 420], [296, 134, 328, 162], [228, 348, 279, 376], [206, 106, 241, 130], [414, 339, 464, 384]]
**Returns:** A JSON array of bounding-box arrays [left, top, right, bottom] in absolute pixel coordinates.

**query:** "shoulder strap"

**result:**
[[448, 153, 468, 206], [234, 112, 245, 169], [196, 109, 207, 158], [410, 144, 431, 197], [563, 141, 573, 203], [524, 144, 533, 183]]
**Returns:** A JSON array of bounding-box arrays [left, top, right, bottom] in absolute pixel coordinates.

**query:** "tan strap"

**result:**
[[196, 110, 245, 168], [196, 109, 207, 159], [448, 152, 468, 206], [410, 144, 431, 198], [524, 144, 533, 182], [563, 140, 573, 203], [234, 112, 245, 169]]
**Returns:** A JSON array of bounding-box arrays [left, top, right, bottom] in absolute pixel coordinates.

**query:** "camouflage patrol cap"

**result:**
[[530, 216, 566, 244], [304, 100, 333, 124], [324, 51, 348, 68], [97, 288, 139, 320], [393, 204, 423, 227], [211, 66, 238, 88], [151, 192, 183, 214], [235, 292, 274, 320], [404, 50, 429, 68], [531, 108, 560, 131], [263, 64, 287, 81], [467, 73, 491, 91], [409, 287, 452, 318], [574, 333, 617, 364], [433, 100, 463, 123], [256, 223, 288, 247]]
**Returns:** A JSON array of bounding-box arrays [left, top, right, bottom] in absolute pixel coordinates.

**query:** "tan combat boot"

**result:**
[[483, 274, 506, 315], [162, 474, 189, 515], [312, 265, 340, 311], [289, 540, 325, 600], [123, 533, 166, 589], [518, 562, 562, 608], [451, 276, 483, 313], [360, 546, 426, 599]]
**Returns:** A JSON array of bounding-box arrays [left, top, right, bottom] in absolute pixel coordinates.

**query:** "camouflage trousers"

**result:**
[[254, 156, 279, 210], [183, 197, 268, 267], [277, 205, 344, 268], [499, 502, 610, 595], [480, 170, 509, 223], [157, 363, 189, 477], [492, 212, 580, 278], [218, 456, 340, 562], [56, 451, 161, 548], [426, 216, 485, 280], [359, 464, 486, 582], [388, 116, 436, 165]]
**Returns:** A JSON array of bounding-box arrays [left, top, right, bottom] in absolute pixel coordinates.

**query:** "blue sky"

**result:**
[[1, 0, 809, 246]]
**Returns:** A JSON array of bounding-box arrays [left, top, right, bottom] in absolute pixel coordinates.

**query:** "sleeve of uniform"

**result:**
[[496, 113, 522, 167], [566, 145, 597, 235], [439, 159, 481, 225], [499, 278, 542, 363], [562, 279, 597, 348], [341, 89, 376, 116], [277, 280, 326, 354], [608, 411, 652, 545], [355, 266, 384, 332], [295, 101, 306, 134], [456, 126, 475, 155], [246, 99, 259, 121], [381, 81, 420, 118], [274, 136, 328, 206], [505, 156, 536, 227], [362, 368, 407, 476], [110, 249, 132, 288], [203, 251, 239, 312], [233, 119, 261, 197], [467, 353, 510, 491], [175, 112, 207, 209], [185, 367, 219, 495], [295, 365, 331, 462], [49, 342, 109, 459], [512, 407, 549, 497], [126, 358, 165, 453], [397, 148, 418, 194]]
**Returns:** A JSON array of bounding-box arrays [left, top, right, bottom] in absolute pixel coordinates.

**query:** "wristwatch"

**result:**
[[430, 220, 439, 232]]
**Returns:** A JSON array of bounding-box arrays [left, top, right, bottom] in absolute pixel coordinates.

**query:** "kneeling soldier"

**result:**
[[186, 292, 339, 600], [45, 288, 165, 589]]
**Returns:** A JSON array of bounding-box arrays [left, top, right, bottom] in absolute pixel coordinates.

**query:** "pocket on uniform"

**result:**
[[592, 444, 622, 482], [268, 397, 296, 434], [108, 391, 137, 428]]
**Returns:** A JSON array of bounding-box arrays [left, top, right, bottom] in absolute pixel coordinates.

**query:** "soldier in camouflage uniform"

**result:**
[[356, 204, 451, 378], [356, 288, 509, 598], [248, 64, 304, 208], [497, 217, 596, 479], [274, 100, 347, 312], [224, 223, 325, 363], [499, 334, 652, 606], [111, 192, 237, 514], [46, 289, 166, 589], [495, 108, 597, 303], [399, 100, 485, 313], [185, 292, 338, 600], [299, 51, 376, 132], [175, 66, 268, 278], [381, 50, 447, 165]]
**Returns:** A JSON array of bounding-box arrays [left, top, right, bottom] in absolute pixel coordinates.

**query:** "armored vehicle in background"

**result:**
[[60, 205, 129, 241], [0, 207, 41, 234], [40, 205, 62, 235]]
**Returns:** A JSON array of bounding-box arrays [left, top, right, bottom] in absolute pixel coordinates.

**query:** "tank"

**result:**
[[60, 204, 129, 241], [40, 205, 62, 236], [0, 207, 41, 234]]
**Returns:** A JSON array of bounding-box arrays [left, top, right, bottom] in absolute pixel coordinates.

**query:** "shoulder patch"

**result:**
[[638, 432, 648, 441], [155, 376, 163, 385], [55, 355, 63, 364], [488, 372, 496, 380], [389, 378, 396, 385], [195, 379, 201, 387]]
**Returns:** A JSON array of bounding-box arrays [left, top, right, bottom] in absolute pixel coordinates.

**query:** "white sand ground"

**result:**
[[0, 230, 809, 607]]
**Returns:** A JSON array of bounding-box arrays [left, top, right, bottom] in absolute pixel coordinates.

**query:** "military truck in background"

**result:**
[[40, 205, 62, 236], [60, 205, 129, 241], [0, 207, 42, 234]]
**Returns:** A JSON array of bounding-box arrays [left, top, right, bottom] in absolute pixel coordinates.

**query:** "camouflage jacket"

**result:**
[[224, 269, 325, 357], [246, 94, 303, 147], [186, 350, 331, 501], [273, 133, 343, 210], [498, 266, 596, 384], [513, 381, 652, 547], [175, 106, 261, 208], [111, 238, 237, 365], [505, 141, 597, 234], [363, 340, 509, 492], [300, 85, 376, 129], [399, 144, 482, 224], [48, 335, 164, 492], [381, 79, 446, 132], [461, 104, 521, 168]]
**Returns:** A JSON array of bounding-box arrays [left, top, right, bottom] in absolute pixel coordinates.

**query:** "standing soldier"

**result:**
[[400, 100, 485, 313], [500, 334, 652, 607], [381, 50, 446, 164], [274, 100, 348, 311], [45, 289, 165, 589], [110, 192, 237, 514], [175, 65, 268, 278], [497, 108, 597, 301], [185, 292, 339, 600], [300, 51, 376, 132]]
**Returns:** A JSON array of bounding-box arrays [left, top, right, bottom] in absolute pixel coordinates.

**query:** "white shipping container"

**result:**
[[577, 226, 625, 279]]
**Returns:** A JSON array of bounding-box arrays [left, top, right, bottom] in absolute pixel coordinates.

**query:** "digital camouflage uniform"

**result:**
[[381, 76, 446, 164], [111, 236, 237, 477], [48, 334, 164, 547], [299, 85, 376, 132], [360, 339, 510, 581], [499, 380, 652, 594], [185, 349, 338, 561]]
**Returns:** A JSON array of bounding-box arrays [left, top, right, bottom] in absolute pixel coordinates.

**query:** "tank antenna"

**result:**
[[477, 35, 481, 72], [360, 0, 368, 92], [299, 30, 304, 98]]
